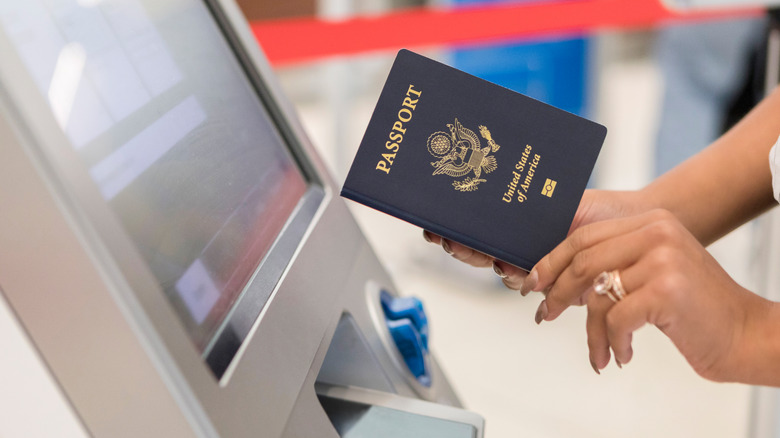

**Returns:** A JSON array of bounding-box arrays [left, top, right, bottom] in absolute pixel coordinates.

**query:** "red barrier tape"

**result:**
[[251, 0, 762, 66]]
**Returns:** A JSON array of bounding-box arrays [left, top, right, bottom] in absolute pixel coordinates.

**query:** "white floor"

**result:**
[[278, 37, 755, 437]]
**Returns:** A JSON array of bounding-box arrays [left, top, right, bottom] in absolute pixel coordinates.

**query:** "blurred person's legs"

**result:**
[[654, 18, 766, 176]]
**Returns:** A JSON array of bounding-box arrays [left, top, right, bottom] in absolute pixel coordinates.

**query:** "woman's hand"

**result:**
[[532, 208, 774, 381], [422, 189, 654, 291], [568, 189, 651, 233], [422, 192, 780, 384], [422, 229, 494, 268], [511, 189, 651, 293]]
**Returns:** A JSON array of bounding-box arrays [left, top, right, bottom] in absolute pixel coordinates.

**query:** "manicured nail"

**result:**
[[615, 358, 623, 369], [535, 300, 548, 324], [590, 358, 601, 375], [423, 230, 433, 243], [441, 239, 453, 255], [520, 269, 538, 296], [493, 262, 508, 279]]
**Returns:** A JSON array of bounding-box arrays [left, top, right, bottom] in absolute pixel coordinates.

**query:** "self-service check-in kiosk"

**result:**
[[0, 0, 484, 436]]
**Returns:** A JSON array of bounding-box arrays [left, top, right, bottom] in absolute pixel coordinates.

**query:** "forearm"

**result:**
[[733, 296, 780, 386], [639, 86, 780, 245]]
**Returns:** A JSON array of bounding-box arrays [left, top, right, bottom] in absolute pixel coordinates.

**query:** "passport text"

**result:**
[[502, 145, 540, 203], [376, 84, 422, 174]]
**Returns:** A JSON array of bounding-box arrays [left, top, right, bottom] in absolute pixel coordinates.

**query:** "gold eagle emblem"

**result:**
[[427, 119, 500, 192]]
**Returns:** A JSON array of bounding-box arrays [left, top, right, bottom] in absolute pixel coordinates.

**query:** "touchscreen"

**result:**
[[0, 0, 308, 350]]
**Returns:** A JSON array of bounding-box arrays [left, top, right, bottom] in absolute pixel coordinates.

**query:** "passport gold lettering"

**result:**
[[520, 154, 541, 194], [515, 145, 531, 174], [406, 84, 422, 99], [502, 171, 521, 203], [376, 84, 422, 174], [503, 146, 540, 204]]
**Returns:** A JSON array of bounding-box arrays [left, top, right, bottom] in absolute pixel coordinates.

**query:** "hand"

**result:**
[[531, 208, 772, 382], [504, 189, 653, 292], [422, 189, 653, 290], [421, 228, 530, 289], [422, 226, 533, 287], [568, 189, 650, 233], [422, 229, 494, 268]]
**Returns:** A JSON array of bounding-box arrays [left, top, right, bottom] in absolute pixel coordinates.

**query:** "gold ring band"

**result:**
[[593, 270, 626, 302], [611, 271, 627, 301]]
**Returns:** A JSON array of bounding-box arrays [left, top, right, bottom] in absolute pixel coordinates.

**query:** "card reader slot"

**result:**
[[315, 383, 484, 438]]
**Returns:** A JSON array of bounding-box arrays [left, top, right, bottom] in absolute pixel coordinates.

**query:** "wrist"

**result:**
[[734, 296, 780, 386], [633, 186, 660, 213], [638, 177, 722, 244], [637, 177, 676, 214]]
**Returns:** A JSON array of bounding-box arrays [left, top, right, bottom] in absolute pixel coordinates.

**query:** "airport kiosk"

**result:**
[[0, 0, 484, 436]]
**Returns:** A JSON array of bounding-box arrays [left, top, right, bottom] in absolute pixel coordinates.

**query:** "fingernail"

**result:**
[[590, 358, 601, 375], [423, 230, 433, 243], [520, 269, 538, 296], [441, 239, 453, 255], [616, 358, 623, 369], [534, 300, 548, 325], [493, 262, 508, 279]]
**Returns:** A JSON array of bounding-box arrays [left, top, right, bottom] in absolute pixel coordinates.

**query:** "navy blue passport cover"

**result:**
[[341, 50, 606, 271]]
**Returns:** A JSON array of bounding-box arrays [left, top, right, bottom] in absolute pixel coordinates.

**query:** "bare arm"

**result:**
[[640, 86, 780, 245]]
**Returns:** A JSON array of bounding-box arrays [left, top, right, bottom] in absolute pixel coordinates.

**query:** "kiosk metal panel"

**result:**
[[0, 0, 477, 436], [0, 0, 323, 377]]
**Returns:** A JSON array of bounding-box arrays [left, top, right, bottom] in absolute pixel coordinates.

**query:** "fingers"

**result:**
[[586, 264, 660, 372], [543, 228, 646, 320], [605, 294, 648, 365], [422, 229, 441, 245], [423, 230, 528, 287], [589, 291, 651, 371], [492, 260, 528, 290], [537, 210, 677, 321], [534, 210, 665, 292], [443, 239, 494, 267], [423, 230, 530, 285], [586, 290, 613, 371], [422, 230, 494, 268]]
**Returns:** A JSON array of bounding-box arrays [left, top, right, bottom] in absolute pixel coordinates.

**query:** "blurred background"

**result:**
[[243, 0, 766, 436]]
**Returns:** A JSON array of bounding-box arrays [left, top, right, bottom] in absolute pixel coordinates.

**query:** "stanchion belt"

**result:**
[[251, 0, 762, 66]]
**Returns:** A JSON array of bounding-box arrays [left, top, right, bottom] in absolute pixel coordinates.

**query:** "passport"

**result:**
[[341, 50, 606, 271]]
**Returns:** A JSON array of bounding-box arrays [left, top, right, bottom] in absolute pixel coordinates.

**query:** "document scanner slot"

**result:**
[[315, 383, 485, 438]]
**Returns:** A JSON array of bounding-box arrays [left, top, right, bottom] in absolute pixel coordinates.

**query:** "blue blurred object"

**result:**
[[450, 0, 589, 117], [380, 291, 429, 351], [380, 290, 431, 387]]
